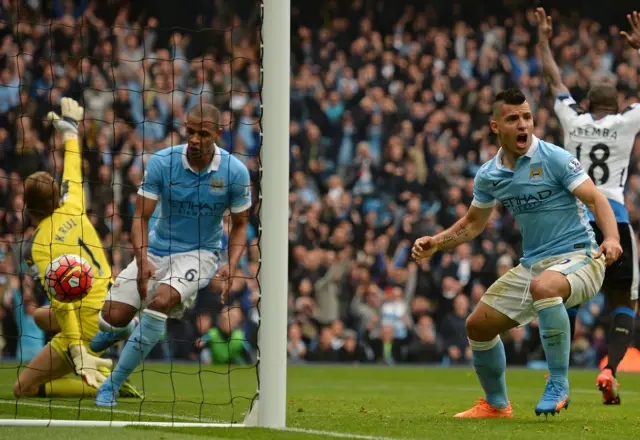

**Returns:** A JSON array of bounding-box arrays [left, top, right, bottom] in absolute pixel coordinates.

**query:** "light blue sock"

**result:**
[[534, 298, 570, 385], [108, 309, 167, 391], [470, 337, 508, 409]]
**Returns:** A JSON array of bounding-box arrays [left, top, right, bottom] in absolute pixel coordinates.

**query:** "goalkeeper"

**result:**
[[13, 98, 141, 400]]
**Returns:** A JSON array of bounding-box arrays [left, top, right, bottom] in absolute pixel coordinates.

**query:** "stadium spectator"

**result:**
[[0, 0, 638, 370]]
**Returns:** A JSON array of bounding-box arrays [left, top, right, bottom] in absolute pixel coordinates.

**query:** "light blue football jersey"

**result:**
[[472, 136, 597, 267], [138, 144, 252, 256]]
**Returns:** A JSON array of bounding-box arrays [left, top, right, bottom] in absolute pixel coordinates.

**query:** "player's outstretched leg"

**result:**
[[597, 294, 636, 405], [96, 284, 179, 407], [454, 302, 515, 418], [531, 273, 571, 416], [96, 308, 167, 407]]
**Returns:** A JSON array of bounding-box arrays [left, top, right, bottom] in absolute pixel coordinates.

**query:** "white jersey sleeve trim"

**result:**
[[230, 201, 252, 214], [567, 174, 589, 193], [137, 188, 159, 200], [471, 199, 495, 209]]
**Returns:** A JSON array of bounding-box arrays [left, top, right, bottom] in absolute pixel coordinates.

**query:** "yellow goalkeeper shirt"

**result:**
[[23, 137, 112, 348]]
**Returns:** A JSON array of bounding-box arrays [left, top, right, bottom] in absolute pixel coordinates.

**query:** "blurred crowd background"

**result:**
[[0, 0, 639, 368]]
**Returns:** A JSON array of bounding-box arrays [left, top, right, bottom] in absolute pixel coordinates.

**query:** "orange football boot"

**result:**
[[454, 399, 513, 418], [596, 368, 621, 405]]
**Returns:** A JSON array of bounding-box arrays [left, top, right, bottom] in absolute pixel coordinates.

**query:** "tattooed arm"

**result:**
[[411, 205, 494, 261], [435, 205, 493, 250]]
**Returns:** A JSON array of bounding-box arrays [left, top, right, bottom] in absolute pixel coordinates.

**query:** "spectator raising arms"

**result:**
[[0, 2, 639, 372]]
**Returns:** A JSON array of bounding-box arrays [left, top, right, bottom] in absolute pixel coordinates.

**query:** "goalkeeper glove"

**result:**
[[47, 97, 84, 141], [69, 344, 113, 388]]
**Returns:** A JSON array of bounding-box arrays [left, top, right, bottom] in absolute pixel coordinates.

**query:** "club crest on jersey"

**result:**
[[210, 177, 225, 193], [567, 158, 582, 175], [529, 167, 543, 182]]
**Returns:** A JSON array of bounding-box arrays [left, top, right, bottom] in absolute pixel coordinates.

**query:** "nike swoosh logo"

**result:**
[[492, 180, 503, 187]]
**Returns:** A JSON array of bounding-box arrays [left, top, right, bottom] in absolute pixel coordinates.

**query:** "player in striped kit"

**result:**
[[537, 7, 640, 405]]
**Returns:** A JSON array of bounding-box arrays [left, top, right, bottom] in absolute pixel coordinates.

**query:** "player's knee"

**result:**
[[13, 380, 37, 398], [101, 301, 137, 328], [465, 314, 496, 341], [530, 273, 569, 301], [147, 286, 180, 315]]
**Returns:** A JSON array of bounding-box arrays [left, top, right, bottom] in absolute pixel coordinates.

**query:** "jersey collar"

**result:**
[[495, 135, 540, 169], [181, 144, 222, 173]]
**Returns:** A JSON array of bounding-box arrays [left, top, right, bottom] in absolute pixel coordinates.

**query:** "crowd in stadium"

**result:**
[[0, 0, 639, 368]]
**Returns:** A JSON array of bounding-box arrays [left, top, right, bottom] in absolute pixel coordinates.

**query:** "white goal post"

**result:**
[[253, 0, 291, 430], [0, 0, 290, 430]]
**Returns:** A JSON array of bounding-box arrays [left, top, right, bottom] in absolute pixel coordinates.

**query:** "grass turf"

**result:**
[[1, 363, 640, 439]]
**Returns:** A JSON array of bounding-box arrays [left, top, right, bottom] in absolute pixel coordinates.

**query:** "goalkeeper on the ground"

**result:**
[[13, 97, 141, 400]]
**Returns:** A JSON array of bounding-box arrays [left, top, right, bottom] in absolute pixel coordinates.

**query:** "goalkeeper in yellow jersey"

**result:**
[[13, 98, 141, 400]]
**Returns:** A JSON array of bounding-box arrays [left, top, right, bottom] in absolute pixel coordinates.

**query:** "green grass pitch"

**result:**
[[1, 363, 640, 439]]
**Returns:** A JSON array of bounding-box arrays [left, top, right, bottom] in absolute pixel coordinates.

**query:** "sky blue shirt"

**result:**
[[472, 136, 596, 267], [139, 144, 252, 256]]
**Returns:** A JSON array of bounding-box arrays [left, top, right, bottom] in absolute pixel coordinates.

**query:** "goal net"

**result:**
[[0, 0, 288, 429]]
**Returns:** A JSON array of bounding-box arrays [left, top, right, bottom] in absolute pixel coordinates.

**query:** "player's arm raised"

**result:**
[[48, 98, 86, 215], [411, 204, 493, 261], [572, 179, 622, 266], [620, 11, 640, 50], [133, 159, 162, 300], [536, 7, 569, 97]]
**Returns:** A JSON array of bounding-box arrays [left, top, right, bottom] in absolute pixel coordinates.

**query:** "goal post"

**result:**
[[0, 0, 289, 430], [255, 0, 291, 429]]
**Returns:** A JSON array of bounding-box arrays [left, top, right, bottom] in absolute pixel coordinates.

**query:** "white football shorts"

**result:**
[[481, 251, 606, 326], [108, 249, 220, 319]]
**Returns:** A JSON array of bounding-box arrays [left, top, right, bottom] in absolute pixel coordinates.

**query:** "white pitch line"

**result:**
[[0, 401, 407, 439], [282, 427, 404, 440], [0, 399, 224, 423]]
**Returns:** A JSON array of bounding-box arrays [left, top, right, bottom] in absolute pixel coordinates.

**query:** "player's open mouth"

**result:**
[[516, 133, 528, 147]]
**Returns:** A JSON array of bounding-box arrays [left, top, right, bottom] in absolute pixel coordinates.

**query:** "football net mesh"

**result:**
[[0, 2, 262, 425]]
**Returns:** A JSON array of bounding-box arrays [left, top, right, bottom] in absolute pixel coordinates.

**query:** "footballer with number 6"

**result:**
[[15, 98, 141, 400], [412, 88, 622, 418], [537, 7, 640, 405], [92, 103, 252, 407]]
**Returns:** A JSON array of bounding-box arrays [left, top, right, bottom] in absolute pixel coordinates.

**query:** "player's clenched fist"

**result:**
[[535, 7, 553, 42], [411, 236, 438, 261], [594, 237, 623, 267]]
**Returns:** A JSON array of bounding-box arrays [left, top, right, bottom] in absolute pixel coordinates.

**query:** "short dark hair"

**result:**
[[187, 103, 221, 127], [492, 88, 527, 119], [587, 83, 618, 111]]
